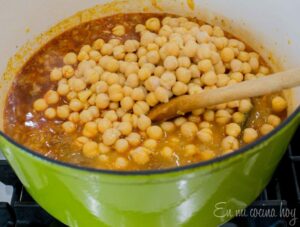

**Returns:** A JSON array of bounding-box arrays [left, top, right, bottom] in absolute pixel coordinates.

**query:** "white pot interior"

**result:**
[[0, 0, 299, 130]]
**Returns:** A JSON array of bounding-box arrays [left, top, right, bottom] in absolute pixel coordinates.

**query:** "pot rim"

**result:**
[[1, 106, 299, 175]]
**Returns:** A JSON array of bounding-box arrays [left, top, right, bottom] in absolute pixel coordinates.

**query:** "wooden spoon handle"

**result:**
[[148, 68, 300, 121]]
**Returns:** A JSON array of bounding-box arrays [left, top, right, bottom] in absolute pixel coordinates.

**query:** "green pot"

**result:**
[[0, 109, 299, 226], [0, 1, 300, 226]]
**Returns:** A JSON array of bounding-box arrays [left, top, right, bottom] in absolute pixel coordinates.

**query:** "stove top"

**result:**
[[0, 128, 299, 227]]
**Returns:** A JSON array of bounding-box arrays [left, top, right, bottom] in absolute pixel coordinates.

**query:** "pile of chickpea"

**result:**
[[33, 16, 287, 169]]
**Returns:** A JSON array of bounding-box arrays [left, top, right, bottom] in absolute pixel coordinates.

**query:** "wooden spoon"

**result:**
[[148, 68, 300, 122]]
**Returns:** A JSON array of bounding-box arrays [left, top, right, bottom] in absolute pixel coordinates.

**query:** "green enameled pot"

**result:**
[[0, 0, 299, 226]]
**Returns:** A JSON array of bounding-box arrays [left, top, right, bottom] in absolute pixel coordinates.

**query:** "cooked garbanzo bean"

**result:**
[[12, 13, 287, 171]]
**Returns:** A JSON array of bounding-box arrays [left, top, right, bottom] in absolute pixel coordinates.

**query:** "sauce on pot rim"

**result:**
[[4, 13, 287, 170]]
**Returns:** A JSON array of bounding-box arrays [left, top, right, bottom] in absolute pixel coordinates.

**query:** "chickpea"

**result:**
[[131, 87, 146, 101], [154, 86, 169, 103], [137, 115, 152, 131], [118, 121, 133, 136], [243, 128, 258, 143], [82, 141, 99, 158], [75, 136, 90, 148], [260, 124, 274, 135], [161, 121, 175, 133], [56, 105, 70, 119], [147, 126, 163, 140], [33, 98, 48, 112], [145, 17, 161, 32], [143, 139, 157, 150], [66, 91, 77, 101], [124, 63, 139, 76], [144, 76, 160, 92], [199, 121, 211, 129], [115, 139, 129, 153], [89, 106, 100, 118], [69, 112, 80, 123], [267, 114, 281, 127], [94, 81, 108, 94], [112, 25, 125, 36], [62, 65, 75, 78], [77, 51, 89, 61], [216, 74, 230, 87], [102, 128, 121, 146], [182, 40, 198, 58], [89, 50, 101, 62], [201, 71, 217, 86], [215, 109, 231, 125], [225, 123, 241, 137], [78, 90, 92, 103], [104, 110, 118, 122], [178, 56, 191, 68], [119, 97, 133, 112], [124, 40, 140, 53], [160, 146, 174, 159], [130, 147, 150, 165], [80, 110, 94, 123], [174, 117, 187, 127], [69, 99, 83, 112], [200, 150, 216, 160], [160, 72, 176, 89], [180, 122, 198, 139], [126, 132, 141, 146], [197, 128, 213, 144], [101, 43, 113, 55], [175, 67, 192, 84], [113, 45, 125, 60], [146, 50, 160, 64], [50, 68, 63, 81], [123, 86, 133, 97], [221, 136, 239, 151], [271, 96, 287, 112], [239, 99, 253, 113], [197, 44, 211, 60], [109, 39, 121, 47], [230, 59, 243, 72], [230, 72, 243, 82], [203, 110, 215, 122], [62, 121, 76, 133], [82, 122, 98, 138], [187, 115, 200, 124], [57, 83, 69, 96], [44, 108, 56, 119], [198, 59, 212, 73], [84, 68, 100, 84], [69, 78, 86, 92], [184, 144, 197, 157], [232, 112, 245, 124], [220, 47, 234, 63], [97, 118, 112, 133], [133, 101, 150, 115], [164, 42, 180, 57], [164, 56, 178, 71], [96, 93, 110, 109], [125, 73, 139, 88], [114, 157, 128, 169], [172, 81, 188, 96], [80, 45, 92, 53], [43, 90, 59, 105], [92, 39, 105, 50], [249, 57, 259, 71], [146, 92, 159, 106], [138, 67, 152, 81], [98, 143, 111, 154]]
